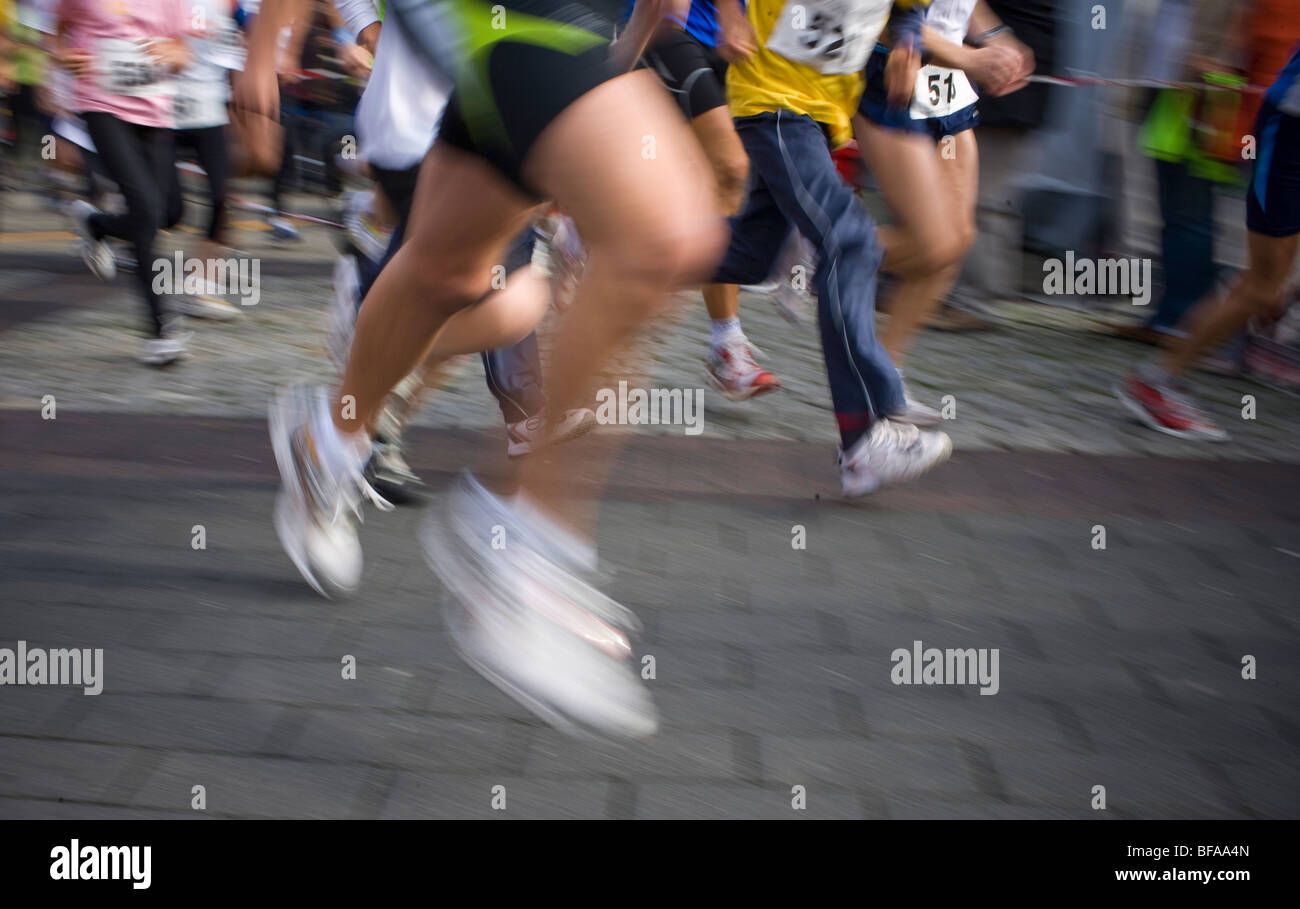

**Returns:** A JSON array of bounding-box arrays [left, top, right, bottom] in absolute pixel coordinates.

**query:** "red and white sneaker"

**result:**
[[1115, 370, 1229, 441], [706, 337, 781, 401], [507, 407, 599, 458]]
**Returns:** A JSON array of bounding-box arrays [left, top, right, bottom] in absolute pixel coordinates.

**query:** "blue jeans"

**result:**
[[359, 167, 545, 425], [713, 111, 904, 434]]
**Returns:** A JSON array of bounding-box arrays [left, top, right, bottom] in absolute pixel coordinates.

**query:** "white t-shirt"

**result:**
[[175, 0, 240, 129], [925, 0, 978, 46], [353, 8, 451, 171]]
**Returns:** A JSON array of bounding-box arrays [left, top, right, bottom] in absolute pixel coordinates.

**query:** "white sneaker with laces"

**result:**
[[706, 336, 780, 401], [268, 385, 389, 598], [422, 472, 657, 739], [67, 200, 115, 281], [138, 329, 191, 369], [839, 418, 952, 497]]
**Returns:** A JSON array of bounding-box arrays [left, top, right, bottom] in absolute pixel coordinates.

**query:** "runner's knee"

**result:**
[[599, 214, 727, 292], [406, 256, 494, 316]]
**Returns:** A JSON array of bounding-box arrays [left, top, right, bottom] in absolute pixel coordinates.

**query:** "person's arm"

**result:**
[[887, 0, 928, 51], [50, 1, 93, 77], [331, 0, 380, 51], [609, 0, 680, 73], [329, 0, 378, 73], [245, 0, 309, 74], [966, 0, 1001, 41], [959, 0, 1032, 96], [921, 23, 1026, 97], [232, 0, 309, 171], [883, 0, 930, 107], [142, 37, 192, 71], [142, 0, 194, 72], [715, 0, 755, 64]]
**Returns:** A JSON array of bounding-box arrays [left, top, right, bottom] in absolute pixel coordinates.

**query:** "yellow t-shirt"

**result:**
[[727, 0, 930, 147]]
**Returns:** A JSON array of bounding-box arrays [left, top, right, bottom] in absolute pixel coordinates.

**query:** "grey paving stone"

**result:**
[[633, 783, 865, 819], [524, 729, 741, 781], [131, 751, 376, 818], [759, 737, 977, 795], [0, 737, 140, 803], [380, 775, 613, 820]]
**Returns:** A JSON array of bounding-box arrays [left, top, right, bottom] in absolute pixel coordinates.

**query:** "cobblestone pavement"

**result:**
[[1, 235, 1297, 461], [1, 192, 1297, 819]]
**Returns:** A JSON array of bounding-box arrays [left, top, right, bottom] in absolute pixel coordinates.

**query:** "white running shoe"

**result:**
[[422, 472, 657, 739], [706, 336, 781, 401], [506, 407, 598, 458], [268, 385, 389, 598], [169, 292, 243, 321], [838, 418, 952, 497], [67, 200, 116, 281], [138, 330, 190, 367], [890, 373, 943, 427]]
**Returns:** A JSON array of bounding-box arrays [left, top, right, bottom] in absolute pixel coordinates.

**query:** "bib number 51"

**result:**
[[927, 72, 956, 107]]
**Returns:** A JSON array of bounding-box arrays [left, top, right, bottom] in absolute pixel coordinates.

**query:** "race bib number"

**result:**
[[765, 0, 891, 76], [98, 39, 169, 97], [173, 81, 227, 129], [910, 64, 978, 119]]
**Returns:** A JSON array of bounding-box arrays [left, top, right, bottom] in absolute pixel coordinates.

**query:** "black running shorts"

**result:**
[[641, 25, 728, 121], [389, 0, 620, 194]]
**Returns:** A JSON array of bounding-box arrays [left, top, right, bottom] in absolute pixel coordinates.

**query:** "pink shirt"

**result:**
[[58, 0, 190, 128]]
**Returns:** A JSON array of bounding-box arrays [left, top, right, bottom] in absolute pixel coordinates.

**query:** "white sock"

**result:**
[[310, 395, 371, 477], [710, 317, 744, 348]]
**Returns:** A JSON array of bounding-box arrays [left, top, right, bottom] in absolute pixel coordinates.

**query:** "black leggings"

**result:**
[[170, 126, 230, 242], [83, 112, 184, 338]]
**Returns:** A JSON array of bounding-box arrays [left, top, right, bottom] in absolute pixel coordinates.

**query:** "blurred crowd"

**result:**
[[0, 0, 1298, 379]]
